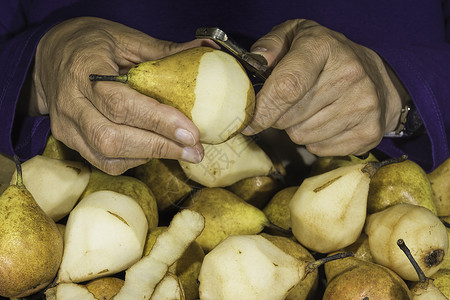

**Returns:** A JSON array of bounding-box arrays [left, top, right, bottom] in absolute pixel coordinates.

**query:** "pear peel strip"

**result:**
[[113, 209, 205, 300]]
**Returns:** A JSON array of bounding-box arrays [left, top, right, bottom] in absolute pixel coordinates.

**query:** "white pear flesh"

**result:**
[[192, 50, 253, 144], [10, 155, 90, 221], [57, 190, 148, 283], [151, 272, 185, 300], [45, 283, 97, 300], [365, 203, 449, 281], [289, 163, 370, 253], [114, 209, 205, 300], [179, 134, 274, 187], [198, 235, 302, 300]]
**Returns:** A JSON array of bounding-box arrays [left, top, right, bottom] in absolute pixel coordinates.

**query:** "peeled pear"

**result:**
[[428, 157, 450, 216], [0, 157, 64, 298], [133, 158, 194, 213], [367, 158, 437, 214], [57, 190, 148, 283], [152, 272, 185, 300], [90, 46, 255, 144], [45, 282, 97, 300], [81, 167, 158, 229], [260, 233, 319, 300], [10, 154, 91, 221], [365, 203, 449, 281], [397, 238, 448, 299], [183, 187, 287, 252], [198, 234, 351, 300], [179, 134, 275, 188], [290, 161, 386, 253]]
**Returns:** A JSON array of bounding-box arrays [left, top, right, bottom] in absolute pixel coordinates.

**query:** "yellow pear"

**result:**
[[85, 277, 124, 300], [0, 157, 63, 298], [183, 187, 288, 252], [90, 46, 255, 144], [310, 152, 379, 176], [133, 158, 194, 213], [42, 134, 84, 162], [228, 175, 279, 209], [428, 157, 450, 216], [367, 158, 437, 214], [431, 269, 450, 299], [263, 186, 298, 234], [0, 153, 15, 195], [81, 167, 158, 229]]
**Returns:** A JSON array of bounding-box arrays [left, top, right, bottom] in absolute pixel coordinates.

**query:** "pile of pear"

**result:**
[[0, 46, 449, 298]]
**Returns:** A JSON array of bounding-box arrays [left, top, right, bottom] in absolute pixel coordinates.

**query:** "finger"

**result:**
[[244, 24, 328, 134]]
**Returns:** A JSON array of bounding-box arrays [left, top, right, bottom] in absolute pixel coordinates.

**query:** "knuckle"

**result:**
[[102, 88, 129, 123], [271, 72, 304, 105], [90, 123, 123, 157]]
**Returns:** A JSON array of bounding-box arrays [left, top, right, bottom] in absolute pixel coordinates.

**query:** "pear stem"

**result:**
[[362, 154, 408, 178], [397, 238, 427, 283], [264, 222, 293, 236], [89, 74, 128, 84], [13, 155, 23, 187], [305, 251, 354, 275], [440, 217, 450, 228]]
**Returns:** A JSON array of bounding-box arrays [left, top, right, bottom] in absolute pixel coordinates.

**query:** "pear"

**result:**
[[367, 158, 437, 214], [310, 152, 379, 176], [45, 282, 98, 300], [289, 159, 398, 253], [365, 203, 449, 281], [81, 167, 158, 229], [152, 272, 185, 300], [428, 157, 450, 216], [90, 46, 255, 144], [133, 158, 194, 213], [10, 154, 91, 221], [57, 190, 148, 283], [144, 226, 205, 300], [263, 186, 298, 234], [85, 277, 124, 300], [260, 233, 319, 300], [431, 269, 450, 299], [198, 234, 351, 300], [323, 255, 412, 299], [179, 134, 275, 188], [0, 153, 15, 195], [397, 238, 448, 299], [0, 156, 64, 298], [183, 187, 288, 252], [227, 175, 279, 209], [440, 218, 450, 269], [42, 134, 84, 162]]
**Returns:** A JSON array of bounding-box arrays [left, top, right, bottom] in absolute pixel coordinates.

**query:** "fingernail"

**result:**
[[181, 146, 202, 164], [175, 128, 196, 146], [241, 125, 256, 135], [251, 47, 267, 54]]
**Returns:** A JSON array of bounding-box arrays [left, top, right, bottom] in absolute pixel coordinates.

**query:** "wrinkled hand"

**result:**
[[32, 17, 215, 175], [243, 19, 409, 156]]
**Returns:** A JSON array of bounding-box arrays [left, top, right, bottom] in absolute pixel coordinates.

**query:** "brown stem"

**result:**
[[397, 238, 427, 283], [89, 74, 128, 83], [264, 222, 292, 236], [13, 155, 23, 187], [362, 155, 408, 178], [305, 251, 354, 275], [440, 217, 450, 228]]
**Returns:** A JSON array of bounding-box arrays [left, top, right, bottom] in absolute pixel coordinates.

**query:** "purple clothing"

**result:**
[[1, 0, 449, 171]]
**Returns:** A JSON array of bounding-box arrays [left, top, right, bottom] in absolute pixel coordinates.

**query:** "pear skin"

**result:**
[[367, 159, 437, 214], [263, 186, 298, 233], [42, 134, 84, 162], [85, 277, 124, 300], [323, 259, 412, 300], [133, 159, 194, 213], [428, 157, 450, 216], [431, 269, 450, 299], [228, 175, 279, 209], [310, 153, 378, 176], [81, 167, 158, 229], [0, 158, 63, 298]]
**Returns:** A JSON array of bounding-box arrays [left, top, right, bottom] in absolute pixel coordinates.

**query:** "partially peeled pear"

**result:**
[[90, 46, 255, 144]]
